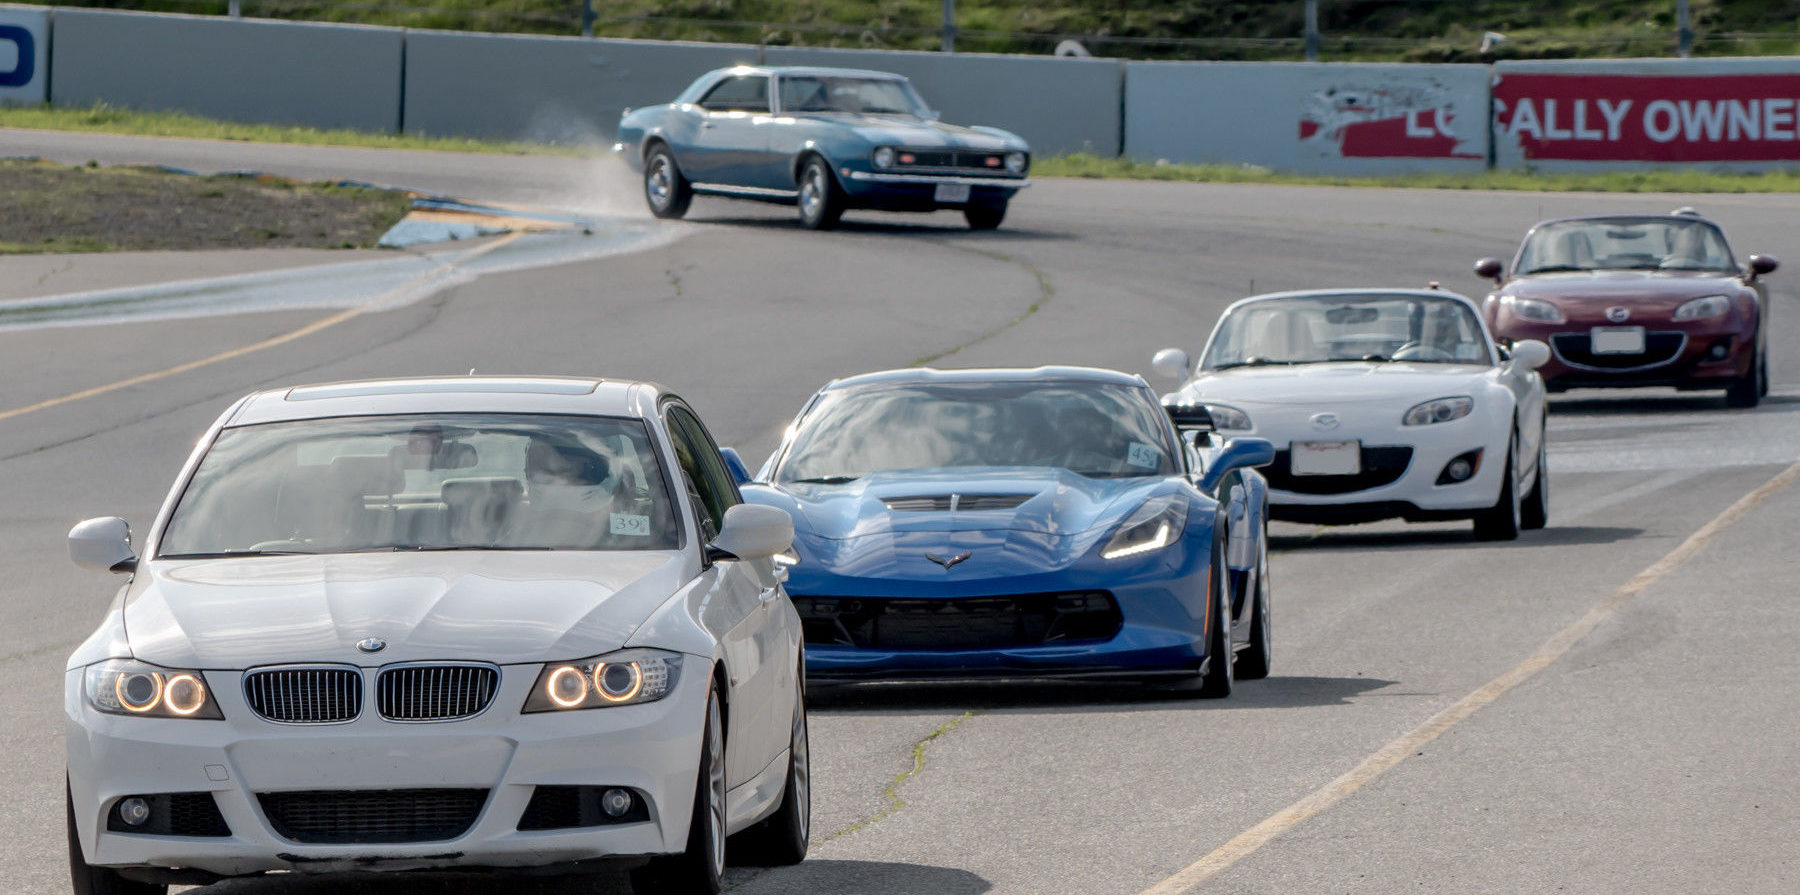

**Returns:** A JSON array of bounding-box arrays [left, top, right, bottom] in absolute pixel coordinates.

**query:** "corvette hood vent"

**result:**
[[881, 494, 1034, 512]]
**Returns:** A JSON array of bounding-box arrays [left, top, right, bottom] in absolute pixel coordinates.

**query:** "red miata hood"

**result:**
[[1502, 271, 1751, 324]]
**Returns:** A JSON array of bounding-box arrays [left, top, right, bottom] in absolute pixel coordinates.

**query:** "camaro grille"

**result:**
[[258, 789, 487, 844], [243, 666, 363, 724], [376, 664, 500, 722], [1264, 445, 1413, 495], [882, 494, 1034, 512], [1550, 331, 1686, 370], [793, 592, 1121, 651], [889, 148, 1018, 175]]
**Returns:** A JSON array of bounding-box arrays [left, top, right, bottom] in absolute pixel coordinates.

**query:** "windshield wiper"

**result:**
[[1522, 265, 1591, 274], [786, 475, 862, 484], [1214, 358, 1300, 370]]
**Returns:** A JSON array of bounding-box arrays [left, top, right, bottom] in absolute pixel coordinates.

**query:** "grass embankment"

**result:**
[[0, 159, 415, 254]]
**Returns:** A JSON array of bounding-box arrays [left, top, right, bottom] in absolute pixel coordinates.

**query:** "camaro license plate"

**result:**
[[933, 183, 972, 203], [1591, 326, 1646, 355], [1291, 440, 1361, 476]]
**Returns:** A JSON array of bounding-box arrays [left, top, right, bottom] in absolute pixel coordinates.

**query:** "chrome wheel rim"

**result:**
[[792, 701, 810, 842], [705, 697, 726, 876], [799, 166, 825, 220], [647, 156, 672, 209]]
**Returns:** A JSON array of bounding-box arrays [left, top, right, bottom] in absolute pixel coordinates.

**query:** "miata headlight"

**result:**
[[872, 147, 896, 168], [1673, 294, 1731, 321], [85, 659, 223, 720], [1500, 296, 1565, 323], [523, 648, 682, 713], [1004, 151, 1028, 174], [1206, 404, 1253, 431], [1100, 495, 1189, 560], [1403, 396, 1474, 426]]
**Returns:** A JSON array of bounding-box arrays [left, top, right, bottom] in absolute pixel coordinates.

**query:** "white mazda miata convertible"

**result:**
[[64, 376, 806, 895], [1153, 289, 1551, 540]]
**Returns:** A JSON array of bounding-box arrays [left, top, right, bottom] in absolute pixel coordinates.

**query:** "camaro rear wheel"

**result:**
[[964, 201, 1008, 231], [797, 157, 845, 231], [644, 145, 694, 220], [67, 781, 165, 895], [631, 684, 726, 895], [1473, 432, 1522, 542], [1521, 418, 1549, 531], [1234, 529, 1273, 680], [729, 666, 810, 866]]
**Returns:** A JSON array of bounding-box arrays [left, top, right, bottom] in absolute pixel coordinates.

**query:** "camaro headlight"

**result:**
[[1004, 151, 1028, 174], [1673, 294, 1731, 321], [1500, 296, 1565, 323], [1100, 495, 1189, 560], [523, 648, 682, 713], [84, 659, 223, 719], [1206, 404, 1253, 431], [1403, 396, 1474, 426], [873, 147, 896, 168]]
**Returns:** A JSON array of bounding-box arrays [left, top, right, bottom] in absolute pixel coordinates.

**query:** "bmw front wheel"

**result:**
[[632, 684, 726, 895], [644, 145, 694, 220], [730, 665, 810, 866], [68, 780, 165, 895]]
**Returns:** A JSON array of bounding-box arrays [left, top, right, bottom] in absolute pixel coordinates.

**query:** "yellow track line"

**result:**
[[0, 233, 523, 425], [1140, 457, 1800, 895]]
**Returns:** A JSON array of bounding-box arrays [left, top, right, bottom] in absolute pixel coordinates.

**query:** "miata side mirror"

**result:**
[[1474, 257, 1506, 286]]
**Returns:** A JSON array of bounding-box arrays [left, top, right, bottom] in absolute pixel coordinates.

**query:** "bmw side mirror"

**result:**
[[1151, 348, 1191, 382], [705, 504, 794, 562], [1474, 257, 1506, 286], [719, 447, 752, 486], [1199, 438, 1276, 493], [1747, 254, 1779, 281], [70, 517, 137, 574], [1509, 339, 1551, 371]]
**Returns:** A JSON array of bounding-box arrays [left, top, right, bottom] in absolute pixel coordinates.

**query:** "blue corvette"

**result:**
[[615, 66, 1031, 230], [724, 367, 1277, 697]]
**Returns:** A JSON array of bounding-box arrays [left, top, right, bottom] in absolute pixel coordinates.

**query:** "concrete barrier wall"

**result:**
[[402, 31, 755, 142], [1493, 58, 1800, 172], [0, 4, 48, 105], [1125, 61, 1491, 174], [49, 9, 403, 132], [762, 46, 1122, 157]]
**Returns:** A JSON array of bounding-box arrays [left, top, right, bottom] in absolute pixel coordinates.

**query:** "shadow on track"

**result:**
[[727, 859, 991, 895], [1270, 524, 1643, 552], [1549, 391, 1800, 415], [808, 674, 1397, 714], [190, 859, 988, 895], [682, 212, 1073, 242]]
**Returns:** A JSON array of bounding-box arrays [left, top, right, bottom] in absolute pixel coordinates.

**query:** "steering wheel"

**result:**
[[1391, 341, 1457, 362]]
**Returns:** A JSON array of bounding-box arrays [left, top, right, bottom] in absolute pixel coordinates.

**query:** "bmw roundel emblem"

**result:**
[[357, 638, 387, 653], [1606, 306, 1631, 322]]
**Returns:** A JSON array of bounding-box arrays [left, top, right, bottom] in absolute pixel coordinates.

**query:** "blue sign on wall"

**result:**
[[0, 25, 34, 89]]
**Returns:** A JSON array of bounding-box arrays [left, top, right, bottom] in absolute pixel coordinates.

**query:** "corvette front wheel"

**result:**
[[1234, 529, 1272, 680]]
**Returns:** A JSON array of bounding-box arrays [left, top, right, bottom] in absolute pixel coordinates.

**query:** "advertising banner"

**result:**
[[0, 6, 48, 105]]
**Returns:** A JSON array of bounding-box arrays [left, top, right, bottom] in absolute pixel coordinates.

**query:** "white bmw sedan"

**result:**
[[1154, 289, 1551, 541], [63, 376, 807, 895]]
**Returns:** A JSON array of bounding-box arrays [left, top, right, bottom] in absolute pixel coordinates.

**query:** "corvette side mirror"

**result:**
[[1747, 254, 1779, 281], [719, 447, 752, 486], [70, 517, 137, 574], [1474, 257, 1506, 286], [1151, 348, 1191, 381], [705, 504, 794, 563], [1199, 437, 1275, 493], [1509, 339, 1551, 371]]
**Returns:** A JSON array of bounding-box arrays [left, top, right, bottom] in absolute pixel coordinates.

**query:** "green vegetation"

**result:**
[[48, 0, 1800, 60], [1036, 153, 1800, 192]]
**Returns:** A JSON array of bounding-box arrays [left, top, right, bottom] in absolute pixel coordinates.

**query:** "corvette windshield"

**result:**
[[1517, 218, 1735, 274], [779, 76, 925, 115], [1204, 294, 1491, 368], [776, 381, 1179, 482], [159, 414, 679, 556]]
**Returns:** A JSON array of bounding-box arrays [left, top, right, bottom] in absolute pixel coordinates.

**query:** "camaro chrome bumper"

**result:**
[[847, 172, 1032, 188]]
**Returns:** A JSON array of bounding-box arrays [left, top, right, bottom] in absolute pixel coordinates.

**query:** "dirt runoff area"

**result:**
[[0, 159, 414, 253]]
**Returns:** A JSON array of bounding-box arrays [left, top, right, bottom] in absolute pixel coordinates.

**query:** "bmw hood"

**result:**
[[122, 551, 687, 669], [812, 115, 1024, 150], [1180, 363, 1493, 407]]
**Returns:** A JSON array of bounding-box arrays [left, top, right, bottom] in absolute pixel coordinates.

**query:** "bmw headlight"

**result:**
[[1206, 404, 1253, 431], [1004, 151, 1028, 174], [873, 147, 896, 169], [1100, 495, 1189, 560], [1403, 396, 1474, 426], [523, 648, 682, 713], [85, 659, 223, 719], [1500, 296, 1565, 323], [1673, 294, 1731, 321]]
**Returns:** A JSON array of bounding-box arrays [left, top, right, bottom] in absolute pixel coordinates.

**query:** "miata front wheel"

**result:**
[[1473, 432, 1522, 542], [631, 684, 726, 895], [1520, 420, 1549, 531], [1725, 346, 1762, 408]]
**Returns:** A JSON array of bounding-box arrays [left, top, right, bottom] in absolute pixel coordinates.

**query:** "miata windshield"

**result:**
[[158, 413, 680, 556], [778, 76, 925, 115], [776, 381, 1179, 483], [1204, 294, 1491, 369], [1517, 218, 1735, 274]]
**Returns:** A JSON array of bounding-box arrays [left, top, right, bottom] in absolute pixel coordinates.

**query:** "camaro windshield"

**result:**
[[779, 76, 925, 115], [1517, 218, 1735, 274], [776, 381, 1179, 482], [159, 413, 680, 556], [1204, 294, 1491, 368]]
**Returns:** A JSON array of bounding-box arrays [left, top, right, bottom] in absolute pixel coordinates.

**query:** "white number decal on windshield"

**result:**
[[1128, 442, 1159, 469], [610, 514, 652, 537]]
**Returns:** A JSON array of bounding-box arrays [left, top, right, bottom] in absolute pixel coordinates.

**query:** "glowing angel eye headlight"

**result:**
[[524, 649, 681, 713], [1101, 495, 1190, 560], [1403, 396, 1474, 426], [85, 660, 223, 720], [1673, 294, 1731, 321]]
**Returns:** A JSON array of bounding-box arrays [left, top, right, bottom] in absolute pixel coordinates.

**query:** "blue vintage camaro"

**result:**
[[615, 65, 1032, 230], [720, 367, 1277, 697]]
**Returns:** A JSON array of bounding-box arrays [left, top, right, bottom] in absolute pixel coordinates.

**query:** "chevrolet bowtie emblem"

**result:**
[[925, 551, 972, 570]]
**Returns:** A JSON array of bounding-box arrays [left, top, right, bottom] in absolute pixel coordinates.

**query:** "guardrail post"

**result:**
[[1675, 0, 1693, 57], [941, 0, 956, 52], [228, 0, 241, 17], [581, 0, 595, 38], [1304, 0, 1320, 61]]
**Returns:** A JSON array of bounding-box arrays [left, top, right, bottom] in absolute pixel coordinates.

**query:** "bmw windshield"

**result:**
[[776, 380, 1180, 483], [158, 413, 681, 556], [1204, 294, 1492, 369]]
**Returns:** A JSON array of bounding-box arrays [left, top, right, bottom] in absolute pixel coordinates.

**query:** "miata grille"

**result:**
[[243, 666, 363, 724], [376, 663, 500, 722], [258, 788, 487, 844]]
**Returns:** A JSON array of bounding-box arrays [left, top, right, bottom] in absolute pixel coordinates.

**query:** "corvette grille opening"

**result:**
[[244, 666, 363, 724], [517, 785, 651, 830], [1264, 445, 1413, 495], [106, 793, 231, 837], [376, 663, 499, 722], [258, 789, 487, 844], [793, 592, 1121, 651], [1551, 331, 1686, 370], [881, 494, 1034, 512]]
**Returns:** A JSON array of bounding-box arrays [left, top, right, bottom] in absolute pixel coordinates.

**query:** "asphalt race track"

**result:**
[[4, 130, 1799, 894]]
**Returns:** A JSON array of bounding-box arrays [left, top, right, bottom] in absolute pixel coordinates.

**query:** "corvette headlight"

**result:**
[[873, 147, 896, 169], [1206, 404, 1253, 431], [85, 659, 223, 720], [1100, 495, 1189, 560], [1004, 151, 1028, 174], [523, 648, 682, 713], [1673, 294, 1731, 321], [1501, 296, 1565, 323], [1403, 396, 1474, 426]]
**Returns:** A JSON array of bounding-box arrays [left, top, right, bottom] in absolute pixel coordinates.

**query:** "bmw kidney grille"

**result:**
[[377, 663, 501, 722], [243, 666, 364, 724], [243, 663, 501, 724]]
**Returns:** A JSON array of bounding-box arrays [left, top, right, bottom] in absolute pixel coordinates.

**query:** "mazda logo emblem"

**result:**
[[1310, 412, 1340, 430], [925, 552, 972, 570], [357, 638, 387, 653], [1606, 306, 1630, 322]]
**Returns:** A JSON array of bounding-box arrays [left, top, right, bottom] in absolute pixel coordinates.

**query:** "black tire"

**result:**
[[68, 782, 165, 895], [643, 145, 693, 220], [1727, 346, 1764, 407], [631, 685, 726, 895], [728, 667, 809, 867], [1473, 433, 1521, 542], [1759, 351, 1770, 397], [1234, 529, 1272, 681], [796, 157, 845, 231], [1520, 419, 1549, 532], [1197, 540, 1235, 698], [963, 201, 1008, 230]]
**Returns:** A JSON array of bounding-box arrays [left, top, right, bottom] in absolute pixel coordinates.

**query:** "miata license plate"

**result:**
[[1590, 326, 1646, 355], [1290, 440, 1361, 476], [933, 183, 972, 203]]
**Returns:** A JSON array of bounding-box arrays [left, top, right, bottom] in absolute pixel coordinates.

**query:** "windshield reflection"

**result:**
[[1204, 294, 1491, 368], [1518, 218, 1735, 275]]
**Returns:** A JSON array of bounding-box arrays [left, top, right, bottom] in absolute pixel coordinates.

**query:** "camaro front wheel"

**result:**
[[797, 157, 846, 231], [964, 201, 1008, 231], [644, 145, 694, 220]]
